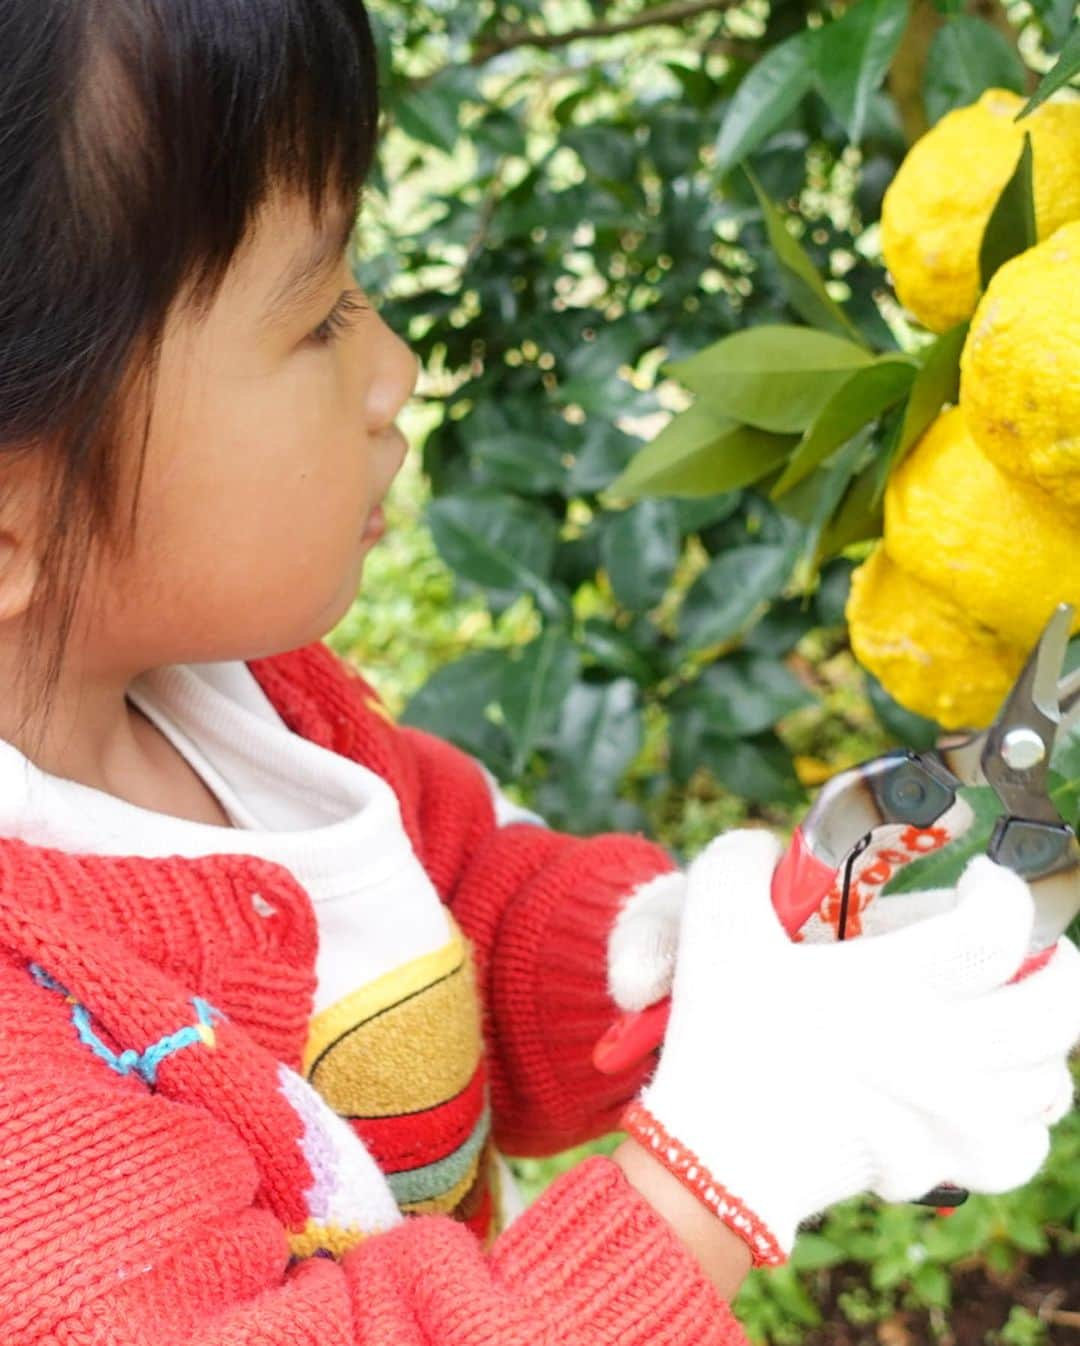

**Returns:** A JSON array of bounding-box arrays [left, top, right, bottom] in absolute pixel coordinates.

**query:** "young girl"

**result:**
[[1, 3, 1077, 1341]]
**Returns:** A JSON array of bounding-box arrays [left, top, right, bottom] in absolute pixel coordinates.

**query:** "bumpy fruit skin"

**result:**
[[881, 90, 1080, 333], [960, 220, 1080, 507], [884, 407, 1080, 649], [847, 545, 1026, 730]]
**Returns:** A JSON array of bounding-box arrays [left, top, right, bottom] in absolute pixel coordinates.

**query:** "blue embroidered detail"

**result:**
[[28, 962, 223, 1086]]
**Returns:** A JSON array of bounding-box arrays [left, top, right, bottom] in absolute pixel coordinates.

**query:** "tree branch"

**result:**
[[469, 0, 740, 66]]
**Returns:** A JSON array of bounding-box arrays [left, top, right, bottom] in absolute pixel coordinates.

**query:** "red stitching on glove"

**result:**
[[621, 1101, 786, 1268]]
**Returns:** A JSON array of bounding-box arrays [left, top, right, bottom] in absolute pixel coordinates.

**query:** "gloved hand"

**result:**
[[606, 854, 964, 1013], [623, 830, 1080, 1264]]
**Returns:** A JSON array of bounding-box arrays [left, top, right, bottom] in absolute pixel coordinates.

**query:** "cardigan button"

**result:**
[[251, 891, 277, 919]]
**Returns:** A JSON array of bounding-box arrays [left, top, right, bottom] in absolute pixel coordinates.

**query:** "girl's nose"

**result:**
[[368, 317, 420, 434]]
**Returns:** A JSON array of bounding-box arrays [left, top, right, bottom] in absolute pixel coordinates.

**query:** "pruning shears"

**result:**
[[594, 602, 1080, 1200]]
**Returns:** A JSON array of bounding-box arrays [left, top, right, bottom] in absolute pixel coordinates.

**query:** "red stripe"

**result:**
[[348, 1061, 487, 1173]]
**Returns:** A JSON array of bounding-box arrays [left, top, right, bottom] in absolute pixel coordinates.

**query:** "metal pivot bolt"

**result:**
[[1001, 727, 1048, 771]]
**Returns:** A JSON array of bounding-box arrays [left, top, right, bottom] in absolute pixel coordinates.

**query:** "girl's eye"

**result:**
[[309, 289, 371, 346]]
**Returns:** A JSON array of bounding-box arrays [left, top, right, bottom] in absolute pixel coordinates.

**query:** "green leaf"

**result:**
[[563, 125, 638, 186], [367, 11, 394, 89], [911, 1264, 951, 1309], [772, 358, 916, 497], [866, 673, 941, 751], [671, 653, 814, 737], [402, 652, 512, 775], [648, 103, 707, 178], [1028, 0, 1078, 48], [680, 544, 795, 650], [776, 430, 872, 565], [552, 533, 601, 593], [1001, 1208, 1051, 1255], [1019, 21, 1080, 115], [743, 598, 818, 655], [394, 69, 476, 153], [668, 327, 874, 434], [698, 732, 806, 805], [714, 33, 818, 174], [745, 168, 867, 345], [427, 491, 566, 619], [568, 423, 639, 495], [815, 558, 856, 627], [882, 787, 1002, 894], [818, 459, 885, 557], [470, 429, 569, 496], [791, 1233, 848, 1272], [610, 404, 796, 499], [979, 134, 1036, 289], [552, 679, 644, 822], [1052, 714, 1080, 783], [500, 630, 581, 775], [814, 0, 911, 144], [665, 61, 721, 110], [874, 323, 966, 492], [473, 107, 529, 161], [672, 494, 744, 535], [600, 502, 681, 611], [580, 618, 657, 684], [1048, 717, 1080, 828], [923, 17, 1027, 126]]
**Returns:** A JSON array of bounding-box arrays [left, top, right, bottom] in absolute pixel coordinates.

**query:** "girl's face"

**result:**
[[80, 190, 420, 673]]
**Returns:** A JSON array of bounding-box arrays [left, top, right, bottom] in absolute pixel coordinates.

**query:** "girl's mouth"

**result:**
[[360, 504, 386, 546]]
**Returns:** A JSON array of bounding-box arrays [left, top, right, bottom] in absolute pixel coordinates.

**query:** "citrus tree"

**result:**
[[358, 0, 1079, 840]]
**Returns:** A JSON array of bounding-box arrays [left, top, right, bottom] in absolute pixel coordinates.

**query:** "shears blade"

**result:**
[[981, 602, 1073, 823]]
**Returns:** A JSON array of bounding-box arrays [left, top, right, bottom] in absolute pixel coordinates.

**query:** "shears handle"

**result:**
[[594, 751, 970, 1077], [594, 768, 1079, 1077], [592, 827, 837, 1075]]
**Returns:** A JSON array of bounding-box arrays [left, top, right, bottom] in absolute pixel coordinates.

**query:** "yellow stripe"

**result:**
[[308, 959, 481, 1116], [287, 1220, 370, 1260], [303, 931, 464, 1077]]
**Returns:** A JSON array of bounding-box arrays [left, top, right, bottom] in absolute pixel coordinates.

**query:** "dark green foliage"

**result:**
[[362, 0, 1065, 835]]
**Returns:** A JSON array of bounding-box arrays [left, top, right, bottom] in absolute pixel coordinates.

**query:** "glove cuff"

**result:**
[[621, 1101, 787, 1267]]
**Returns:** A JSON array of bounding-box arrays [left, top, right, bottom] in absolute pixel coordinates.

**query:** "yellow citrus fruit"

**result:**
[[960, 220, 1080, 508], [881, 90, 1080, 333], [884, 407, 1080, 649], [847, 545, 1026, 729]]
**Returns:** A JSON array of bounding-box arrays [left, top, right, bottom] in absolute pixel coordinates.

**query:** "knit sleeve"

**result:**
[[398, 725, 677, 1157], [0, 958, 746, 1346], [247, 643, 678, 1157]]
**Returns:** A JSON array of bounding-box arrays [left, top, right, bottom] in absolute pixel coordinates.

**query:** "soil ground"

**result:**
[[804, 1253, 1079, 1345]]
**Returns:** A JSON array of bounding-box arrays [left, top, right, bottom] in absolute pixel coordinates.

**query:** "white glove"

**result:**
[[606, 856, 963, 1012], [607, 870, 688, 1012], [634, 830, 1080, 1259]]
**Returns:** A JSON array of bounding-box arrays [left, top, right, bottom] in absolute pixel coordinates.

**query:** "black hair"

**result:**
[[0, 0, 381, 757]]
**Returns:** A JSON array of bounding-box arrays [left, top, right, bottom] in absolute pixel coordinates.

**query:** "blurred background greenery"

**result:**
[[327, 2, 1080, 1340]]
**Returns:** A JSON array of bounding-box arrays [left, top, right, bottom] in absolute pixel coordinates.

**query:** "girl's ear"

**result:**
[[0, 528, 41, 624], [0, 457, 44, 624]]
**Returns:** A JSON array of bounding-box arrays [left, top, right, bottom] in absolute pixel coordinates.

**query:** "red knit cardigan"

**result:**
[[0, 640, 749, 1344]]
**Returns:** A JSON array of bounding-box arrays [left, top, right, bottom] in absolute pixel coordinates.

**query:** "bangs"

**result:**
[[59, 0, 382, 316]]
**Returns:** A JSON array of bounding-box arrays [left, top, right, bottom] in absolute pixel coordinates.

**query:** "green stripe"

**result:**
[[387, 1107, 491, 1206]]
